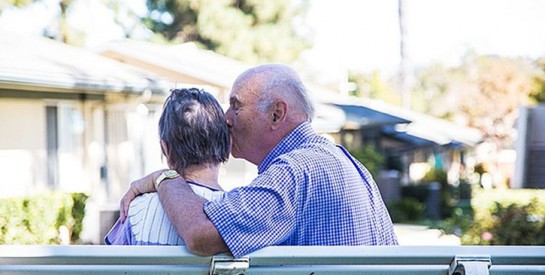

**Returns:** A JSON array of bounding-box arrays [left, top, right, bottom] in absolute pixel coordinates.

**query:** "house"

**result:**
[[0, 29, 171, 243], [328, 96, 482, 201]]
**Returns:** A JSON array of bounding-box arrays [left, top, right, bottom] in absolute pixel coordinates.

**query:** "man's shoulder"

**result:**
[[265, 141, 344, 177], [281, 138, 340, 162]]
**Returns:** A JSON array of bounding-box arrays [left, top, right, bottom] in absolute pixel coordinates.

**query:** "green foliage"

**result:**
[[70, 192, 89, 243], [531, 58, 545, 103], [462, 199, 545, 245], [413, 54, 540, 149], [143, 0, 311, 64], [429, 186, 545, 245], [0, 192, 88, 244], [388, 185, 430, 223], [400, 184, 429, 204], [348, 70, 402, 105], [471, 187, 545, 220], [349, 145, 384, 179], [387, 198, 426, 223], [422, 168, 448, 184], [411, 62, 465, 116], [0, 0, 33, 13]]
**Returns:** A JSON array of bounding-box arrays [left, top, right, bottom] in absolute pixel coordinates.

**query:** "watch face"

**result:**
[[165, 170, 179, 178]]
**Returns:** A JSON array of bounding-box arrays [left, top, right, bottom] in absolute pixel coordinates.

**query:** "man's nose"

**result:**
[[225, 109, 234, 127]]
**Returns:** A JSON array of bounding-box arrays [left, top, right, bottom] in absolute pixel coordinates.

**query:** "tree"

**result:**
[[412, 62, 465, 119], [0, 0, 85, 45], [56, 0, 74, 44], [413, 55, 540, 149], [459, 56, 538, 148], [348, 70, 402, 105], [530, 58, 545, 103], [0, 0, 33, 13], [143, 0, 311, 64]]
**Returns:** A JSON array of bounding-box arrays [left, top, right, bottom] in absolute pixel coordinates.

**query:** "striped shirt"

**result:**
[[105, 182, 224, 245], [204, 122, 398, 258]]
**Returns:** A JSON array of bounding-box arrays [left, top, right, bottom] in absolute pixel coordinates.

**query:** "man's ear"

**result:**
[[271, 101, 287, 127]]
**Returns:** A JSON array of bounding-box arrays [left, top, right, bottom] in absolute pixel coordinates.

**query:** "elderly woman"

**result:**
[[105, 87, 230, 245]]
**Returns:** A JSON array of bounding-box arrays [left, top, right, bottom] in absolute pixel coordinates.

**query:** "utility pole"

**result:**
[[398, 0, 411, 109]]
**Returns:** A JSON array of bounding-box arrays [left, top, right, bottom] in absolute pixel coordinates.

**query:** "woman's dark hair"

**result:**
[[159, 88, 229, 170]]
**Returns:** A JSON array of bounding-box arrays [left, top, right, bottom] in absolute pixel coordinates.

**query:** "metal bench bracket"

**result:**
[[210, 255, 249, 275], [448, 255, 491, 275]]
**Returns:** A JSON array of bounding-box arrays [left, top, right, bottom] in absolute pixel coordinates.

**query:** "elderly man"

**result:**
[[120, 64, 398, 258]]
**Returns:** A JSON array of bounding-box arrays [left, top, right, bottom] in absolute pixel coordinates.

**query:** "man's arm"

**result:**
[[157, 177, 229, 256], [119, 170, 229, 256]]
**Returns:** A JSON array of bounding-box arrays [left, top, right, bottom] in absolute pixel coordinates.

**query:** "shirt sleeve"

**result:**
[[104, 218, 133, 245], [204, 160, 300, 258]]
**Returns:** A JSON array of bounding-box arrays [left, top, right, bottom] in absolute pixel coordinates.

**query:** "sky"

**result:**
[[1, 0, 545, 77], [305, 0, 545, 76]]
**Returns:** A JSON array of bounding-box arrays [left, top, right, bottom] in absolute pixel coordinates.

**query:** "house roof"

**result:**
[[330, 97, 483, 147], [332, 104, 409, 129], [0, 29, 169, 95], [95, 40, 249, 91], [312, 103, 346, 133]]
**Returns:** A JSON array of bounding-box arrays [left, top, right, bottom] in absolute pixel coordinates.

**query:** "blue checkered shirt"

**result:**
[[204, 122, 398, 258]]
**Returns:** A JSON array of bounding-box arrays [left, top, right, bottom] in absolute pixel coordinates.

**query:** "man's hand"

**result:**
[[119, 169, 168, 223]]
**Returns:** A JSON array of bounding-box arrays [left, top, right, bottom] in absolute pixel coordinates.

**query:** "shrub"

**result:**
[[432, 206, 473, 237], [70, 192, 88, 243], [428, 186, 545, 245], [0, 192, 88, 244], [461, 198, 545, 245], [471, 187, 545, 218], [401, 184, 429, 204], [387, 198, 426, 223]]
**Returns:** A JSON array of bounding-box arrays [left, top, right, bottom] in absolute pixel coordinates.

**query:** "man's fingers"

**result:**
[[119, 188, 136, 223], [119, 203, 126, 224], [118, 169, 165, 223]]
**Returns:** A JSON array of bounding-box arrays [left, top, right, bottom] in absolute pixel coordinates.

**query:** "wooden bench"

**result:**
[[0, 245, 544, 274]]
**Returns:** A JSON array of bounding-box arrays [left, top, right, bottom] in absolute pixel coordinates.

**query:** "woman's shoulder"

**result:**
[[188, 183, 225, 201]]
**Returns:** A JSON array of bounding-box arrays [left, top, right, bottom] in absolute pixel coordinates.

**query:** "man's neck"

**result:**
[[253, 121, 305, 166], [179, 164, 223, 191]]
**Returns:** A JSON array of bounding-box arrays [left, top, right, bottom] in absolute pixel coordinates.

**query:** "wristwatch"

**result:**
[[155, 169, 180, 189]]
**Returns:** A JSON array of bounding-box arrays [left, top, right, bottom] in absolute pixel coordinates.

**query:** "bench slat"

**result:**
[[0, 245, 544, 275]]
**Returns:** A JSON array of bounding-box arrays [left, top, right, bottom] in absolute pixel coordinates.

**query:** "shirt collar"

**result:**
[[257, 121, 315, 174]]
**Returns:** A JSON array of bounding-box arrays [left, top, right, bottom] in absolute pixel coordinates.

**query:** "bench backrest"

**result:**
[[0, 245, 544, 274]]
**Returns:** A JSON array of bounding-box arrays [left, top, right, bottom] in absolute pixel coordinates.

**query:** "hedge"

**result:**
[[0, 192, 88, 244]]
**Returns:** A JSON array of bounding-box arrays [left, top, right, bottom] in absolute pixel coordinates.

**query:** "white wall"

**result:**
[[0, 99, 47, 197]]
